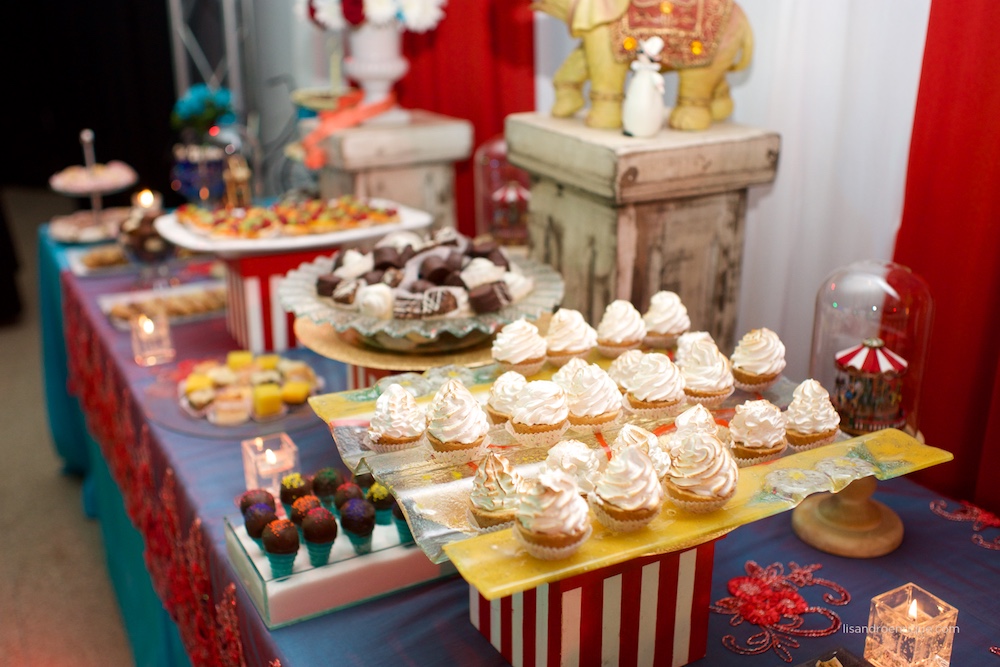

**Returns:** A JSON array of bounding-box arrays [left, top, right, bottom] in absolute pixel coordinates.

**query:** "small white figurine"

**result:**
[[622, 37, 666, 138]]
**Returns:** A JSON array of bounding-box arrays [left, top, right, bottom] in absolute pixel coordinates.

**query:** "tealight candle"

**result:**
[[131, 188, 163, 215], [241, 433, 299, 498], [130, 310, 175, 366], [864, 582, 957, 667]]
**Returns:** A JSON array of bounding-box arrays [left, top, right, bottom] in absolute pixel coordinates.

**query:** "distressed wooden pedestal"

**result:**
[[307, 110, 473, 230], [506, 113, 779, 351]]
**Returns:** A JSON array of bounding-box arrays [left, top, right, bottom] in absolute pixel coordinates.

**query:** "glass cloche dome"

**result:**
[[809, 260, 933, 436]]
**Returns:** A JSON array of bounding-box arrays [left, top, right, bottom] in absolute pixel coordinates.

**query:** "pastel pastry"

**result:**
[[678, 338, 734, 407], [262, 519, 299, 578], [238, 489, 276, 514], [590, 445, 664, 532], [784, 379, 841, 450], [544, 440, 603, 495], [514, 469, 591, 560], [607, 349, 645, 393], [492, 319, 547, 376], [486, 371, 527, 425], [302, 507, 338, 567], [426, 378, 490, 453], [596, 300, 647, 358], [642, 291, 691, 348], [665, 432, 739, 513], [468, 452, 525, 529], [545, 308, 597, 366], [625, 352, 686, 418], [728, 399, 787, 466], [564, 364, 622, 430], [367, 384, 425, 450], [730, 327, 786, 391], [509, 380, 569, 446]]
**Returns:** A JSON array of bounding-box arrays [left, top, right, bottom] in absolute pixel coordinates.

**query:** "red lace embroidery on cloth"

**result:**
[[929, 499, 1000, 550], [710, 561, 850, 663]]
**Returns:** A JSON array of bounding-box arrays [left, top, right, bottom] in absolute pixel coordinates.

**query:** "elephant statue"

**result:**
[[534, 0, 753, 131]]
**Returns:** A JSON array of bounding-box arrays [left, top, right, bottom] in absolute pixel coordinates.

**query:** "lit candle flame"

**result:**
[[138, 189, 154, 208], [265, 449, 277, 465], [139, 316, 154, 335], [908, 599, 918, 620]]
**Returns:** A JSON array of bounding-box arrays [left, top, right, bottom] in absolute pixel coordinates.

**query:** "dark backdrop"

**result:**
[[1, 1, 179, 205]]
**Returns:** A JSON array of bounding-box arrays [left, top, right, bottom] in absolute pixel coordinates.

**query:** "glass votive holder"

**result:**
[[864, 582, 958, 667], [130, 310, 175, 366], [241, 433, 299, 498]]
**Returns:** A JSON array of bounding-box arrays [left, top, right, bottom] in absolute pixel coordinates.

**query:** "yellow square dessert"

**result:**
[[281, 381, 312, 405], [227, 350, 254, 370], [184, 373, 213, 395], [256, 354, 281, 370], [253, 384, 284, 418]]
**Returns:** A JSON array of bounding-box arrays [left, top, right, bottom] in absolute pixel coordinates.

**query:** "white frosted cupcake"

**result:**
[[663, 404, 723, 456], [367, 384, 426, 452], [611, 423, 658, 457], [607, 349, 645, 394], [514, 469, 592, 560], [564, 364, 623, 431], [678, 338, 734, 407], [624, 353, 686, 418], [784, 379, 841, 450], [642, 291, 691, 349], [426, 378, 490, 456], [589, 445, 664, 532], [492, 319, 547, 376], [468, 452, 525, 529], [545, 308, 597, 366], [508, 380, 570, 447], [544, 439, 604, 495], [674, 331, 715, 366], [665, 432, 739, 513], [486, 371, 527, 425], [730, 328, 786, 392], [596, 300, 647, 358], [551, 356, 589, 391], [728, 399, 787, 466]]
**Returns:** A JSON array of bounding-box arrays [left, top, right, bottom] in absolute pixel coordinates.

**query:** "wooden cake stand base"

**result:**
[[791, 476, 903, 558]]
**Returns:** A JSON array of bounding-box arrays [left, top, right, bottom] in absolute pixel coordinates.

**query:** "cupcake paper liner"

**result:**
[[497, 359, 546, 377], [514, 524, 592, 561], [667, 489, 734, 514], [265, 551, 297, 579], [305, 540, 333, 567], [375, 507, 392, 526], [642, 333, 681, 350], [317, 496, 336, 514], [623, 400, 685, 421], [734, 377, 780, 394], [393, 516, 414, 545], [504, 420, 570, 449], [588, 495, 659, 533], [546, 350, 591, 367], [597, 342, 642, 359], [346, 531, 373, 555], [466, 506, 516, 533], [365, 432, 427, 454], [566, 411, 624, 435], [786, 431, 839, 452], [732, 448, 785, 467], [683, 386, 735, 408], [428, 440, 488, 464]]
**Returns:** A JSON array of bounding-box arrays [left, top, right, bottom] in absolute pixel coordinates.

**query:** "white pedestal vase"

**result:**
[[344, 22, 410, 124]]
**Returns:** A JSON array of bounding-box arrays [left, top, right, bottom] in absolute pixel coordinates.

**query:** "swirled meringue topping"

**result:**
[[643, 291, 691, 336], [511, 381, 569, 426], [545, 440, 603, 494], [470, 452, 525, 512], [678, 339, 734, 393], [551, 357, 590, 390], [356, 283, 394, 319], [612, 423, 658, 456], [629, 353, 685, 403], [647, 442, 673, 480], [516, 469, 590, 536], [668, 433, 739, 498], [426, 378, 490, 445], [566, 364, 623, 417], [729, 400, 786, 449], [492, 319, 547, 364], [333, 249, 373, 280], [596, 445, 664, 512], [368, 384, 425, 442], [597, 300, 647, 344], [675, 331, 715, 366], [607, 350, 646, 391], [546, 308, 598, 354], [674, 404, 719, 437], [488, 371, 528, 417], [731, 328, 786, 376], [785, 379, 841, 434]]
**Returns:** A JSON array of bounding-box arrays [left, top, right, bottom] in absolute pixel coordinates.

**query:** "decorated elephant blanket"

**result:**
[[612, 0, 733, 67]]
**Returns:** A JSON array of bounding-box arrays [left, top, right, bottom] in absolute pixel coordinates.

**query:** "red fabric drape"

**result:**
[[893, 0, 1000, 510], [399, 0, 536, 237]]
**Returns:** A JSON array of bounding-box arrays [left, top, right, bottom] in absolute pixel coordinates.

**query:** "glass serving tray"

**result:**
[[224, 515, 455, 629]]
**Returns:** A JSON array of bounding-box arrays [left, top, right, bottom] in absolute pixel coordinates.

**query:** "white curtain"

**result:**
[[534, 1, 930, 379]]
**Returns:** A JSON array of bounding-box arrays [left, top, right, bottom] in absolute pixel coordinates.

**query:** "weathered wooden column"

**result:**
[[506, 112, 779, 352], [310, 110, 474, 231]]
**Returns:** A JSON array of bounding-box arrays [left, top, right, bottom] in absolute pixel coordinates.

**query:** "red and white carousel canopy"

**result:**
[[835, 338, 908, 374]]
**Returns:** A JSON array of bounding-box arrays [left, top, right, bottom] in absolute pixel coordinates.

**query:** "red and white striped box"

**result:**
[[469, 540, 717, 667], [224, 249, 335, 352], [345, 364, 397, 390]]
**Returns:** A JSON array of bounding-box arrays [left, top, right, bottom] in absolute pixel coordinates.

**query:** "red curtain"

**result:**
[[893, 0, 1000, 510], [398, 0, 537, 237]]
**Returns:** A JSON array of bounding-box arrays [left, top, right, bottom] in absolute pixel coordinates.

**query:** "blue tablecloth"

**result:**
[[50, 231, 1000, 667]]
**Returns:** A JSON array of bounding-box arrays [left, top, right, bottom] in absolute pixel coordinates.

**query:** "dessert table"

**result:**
[[48, 223, 1000, 667]]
